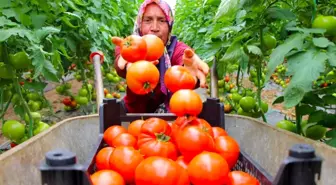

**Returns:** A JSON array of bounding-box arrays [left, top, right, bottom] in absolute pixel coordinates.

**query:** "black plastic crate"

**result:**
[[39, 98, 323, 185]]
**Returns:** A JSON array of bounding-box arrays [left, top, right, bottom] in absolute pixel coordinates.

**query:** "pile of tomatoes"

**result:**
[[91, 103, 260, 185]]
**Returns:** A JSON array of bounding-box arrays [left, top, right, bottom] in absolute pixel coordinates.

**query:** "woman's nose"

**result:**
[[150, 20, 160, 32]]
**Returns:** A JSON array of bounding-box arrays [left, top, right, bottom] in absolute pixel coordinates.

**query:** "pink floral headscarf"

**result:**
[[133, 0, 175, 98]]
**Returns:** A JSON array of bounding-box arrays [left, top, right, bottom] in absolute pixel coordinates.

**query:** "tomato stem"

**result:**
[[0, 92, 14, 121], [13, 76, 34, 138], [258, 27, 267, 123], [155, 133, 171, 142], [143, 82, 151, 90]]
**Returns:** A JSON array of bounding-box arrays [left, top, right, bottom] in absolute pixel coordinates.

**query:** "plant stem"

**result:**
[[13, 76, 34, 138], [258, 27, 267, 123], [0, 93, 14, 120], [295, 105, 302, 135], [236, 65, 241, 92]]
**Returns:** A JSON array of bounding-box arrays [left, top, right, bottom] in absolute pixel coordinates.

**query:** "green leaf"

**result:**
[[272, 96, 284, 105], [0, 28, 34, 42], [322, 95, 336, 105], [246, 45, 262, 56], [215, 0, 239, 21], [326, 129, 336, 138], [2, 9, 16, 18], [283, 87, 305, 108], [0, 0, 11, 8], [34, 27, 60, 42], [284, 49, 327, 108], [301, 92, 324, 106], [31, 14, 48, 29], [266, 33, 306, 82], [325, 138, 336, 147], [266, 7, 296, 20], [327, 45, 336, 67], [32, 49, 59, 82], [312, 37, 333, 48], [308, 110, 325, 123], [297, 104, 316, 115], [318, 114, 336, 128], [23, 81, 48, 91], [286, 27, 326, 34], [0, 16, 18, 27]]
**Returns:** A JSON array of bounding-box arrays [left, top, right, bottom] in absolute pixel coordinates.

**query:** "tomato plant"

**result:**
[[126, 61, 160, 95], [164, 65, 196, 93]]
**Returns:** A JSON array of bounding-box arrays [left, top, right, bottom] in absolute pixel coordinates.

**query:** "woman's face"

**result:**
[[140, 3, 169, 45]]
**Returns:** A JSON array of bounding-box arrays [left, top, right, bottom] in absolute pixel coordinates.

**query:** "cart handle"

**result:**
[[90, 51, 104, 112]]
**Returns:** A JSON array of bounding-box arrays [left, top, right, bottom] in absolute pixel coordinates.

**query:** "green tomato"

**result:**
[[312, 15, 336, 36], [0, 63, 14, 79], [24, 112, 42, 125], [12, 93, 20, 104], [33, 122, 50, 136], [27, 92, 40, 101], [112, 76, 120, 83], [78, 88, 88, 97], [64, 83, 72, 89], [106, 73, 114, 82], [29, 101, 41, 111], [239, 96, 256, 112], [276, 120, 296, 133], [2, 120, 25, 142], [9, 51, 32, 69], [56, 85, 65, 94], [304, 125, 327, 140], [263, 35, 277, 50], [232, 93, 242, 103], [3, 90, 12, 102], [237, 107, 253, 117], [76, 96, 89, 105], [218, 80, 224, 88]]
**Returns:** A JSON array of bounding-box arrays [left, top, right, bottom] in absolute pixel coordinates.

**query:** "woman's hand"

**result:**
[[111, 36, 159, 71], [182, 48, 210, 88]]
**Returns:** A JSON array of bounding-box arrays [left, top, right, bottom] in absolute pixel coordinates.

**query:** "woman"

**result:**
[[112, 0, 209, 113]]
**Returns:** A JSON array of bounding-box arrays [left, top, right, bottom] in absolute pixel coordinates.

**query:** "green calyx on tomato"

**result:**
[[312, 15, 336, 36], [2, 120, 26, 142], [9, 51, 32, 70], [262, 34, 277, 50], [276, 120, 296, 133], [0, 62, 14, 79]]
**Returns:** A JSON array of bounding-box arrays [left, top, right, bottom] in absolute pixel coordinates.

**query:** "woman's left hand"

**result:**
[[182, 48, 210, 88]]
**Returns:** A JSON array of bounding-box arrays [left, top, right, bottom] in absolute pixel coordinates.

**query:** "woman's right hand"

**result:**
[[111, 36, 159, 71]]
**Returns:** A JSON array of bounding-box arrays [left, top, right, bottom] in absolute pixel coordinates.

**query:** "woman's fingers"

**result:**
[[197, 60, 210, 75], [196, 70, 207, 88], [184, 48, 194, 58], [111, 36, 123, 46], [117, 56, 128, 70]]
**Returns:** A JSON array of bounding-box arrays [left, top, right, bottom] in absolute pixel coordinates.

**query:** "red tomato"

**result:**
[[120, 35, 147, 62], [175, 156, 188, 170], [62, 97, 71, 106], [138, 118, 178, 160], [135, 156, 189, 185], [95, 147, 114, 170], [214, 136, 240, 169], [126, 61, 160, 95], [176, 125, 215, 162], [90, 170, 125, 185], [103, 125, 127, 147], [169, 89, 203, 117], [212, 127, 228, 138], [109, 146, 144, 184], [172, 117, 214, 144], [142, 34, 165, 61], [111, 133, 137, 148], [188, 151, 229, 185], [227, 171, 260, 185], [164, 65, 196, 93], [128, 119, 145, 138]]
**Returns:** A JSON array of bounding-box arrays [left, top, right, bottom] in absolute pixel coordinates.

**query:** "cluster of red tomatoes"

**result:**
[[91, 116, 260, 185]]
